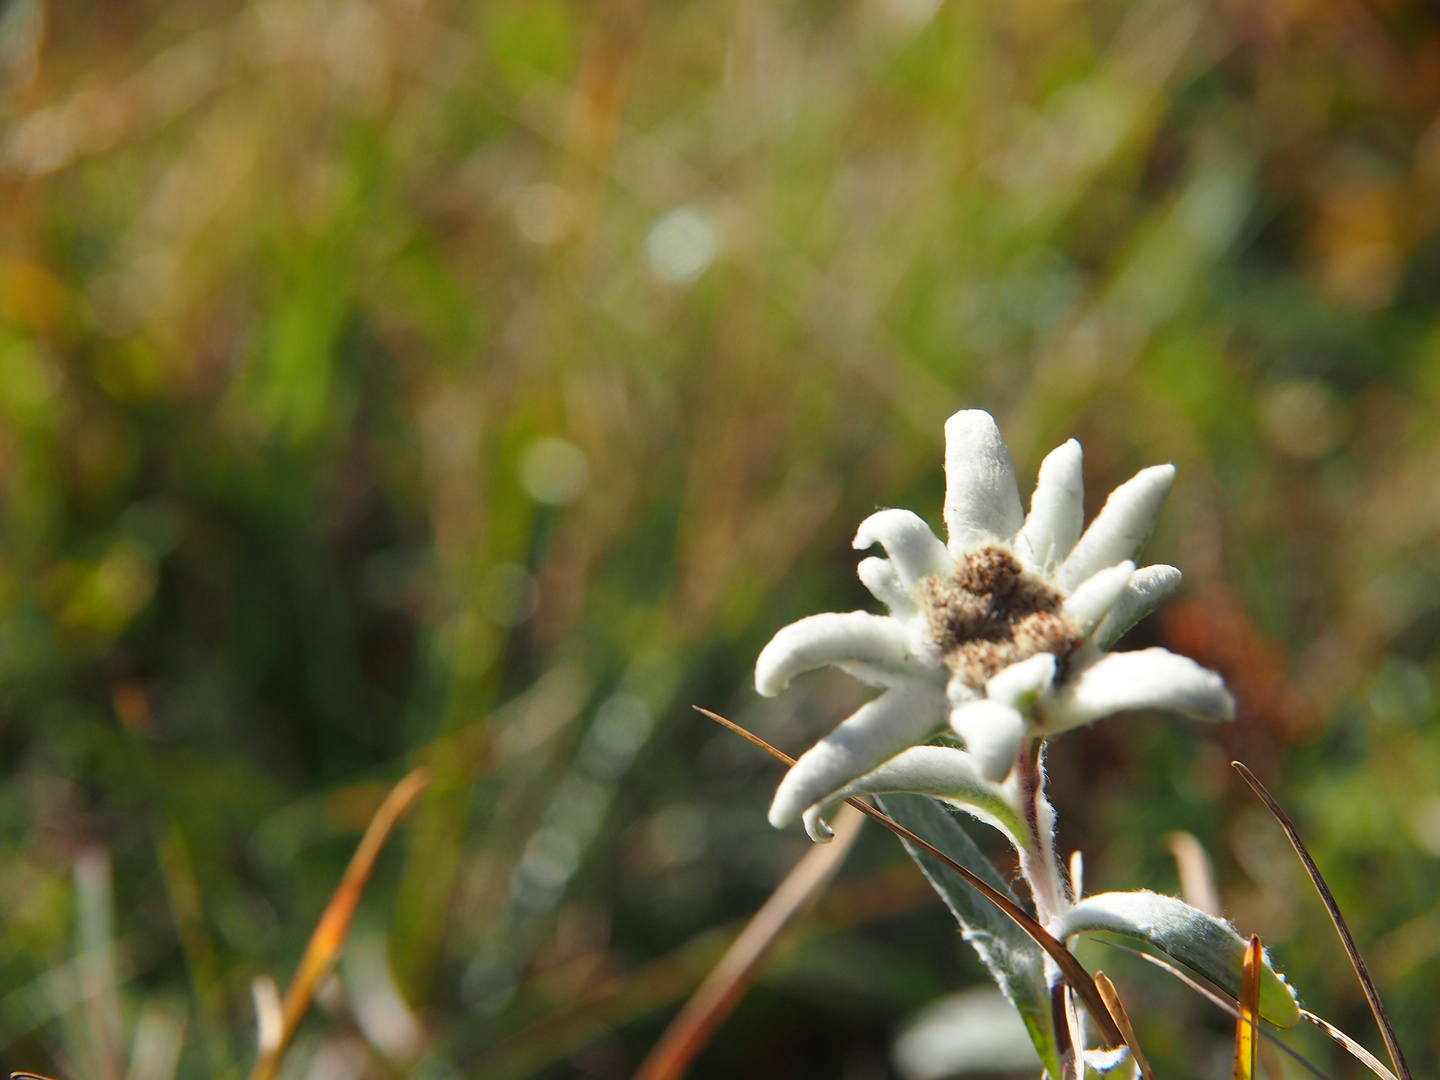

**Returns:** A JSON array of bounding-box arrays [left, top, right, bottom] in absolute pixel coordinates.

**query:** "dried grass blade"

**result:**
[[1231, 761, 1411, 1080], [1062, 983, 1083, 1072], [695, 708, 799, 767], [248, 767, 431, 1080], [1234, 935, 1260, 1080], [1166, 830, 1221, 916], [631, 802, 864, 1080], [1094, 972, 1154, 1080], [1104, 942, 1340, 1080], [694, 707, 1127, 1050], [1050, 982, 1072, 1060], [1302, 1011, 1400, 1080]]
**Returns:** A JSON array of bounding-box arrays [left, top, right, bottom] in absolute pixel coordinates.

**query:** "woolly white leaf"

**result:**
[[854, 509, 954, 586], [857, 556, 918, 616], [1055, 464, 1175, 591], [755, 611, 923, 697], [943, 411, 1025, 555], [1050, 890, 1301, 1027], [1091, 564, 1182, 651], [769, 682, 947, 829], [1043, 648, 1234, 733], [1062, 561, 1135, 632], [1013, 439, 1084, 571], [880, 794, 1060, 1076]]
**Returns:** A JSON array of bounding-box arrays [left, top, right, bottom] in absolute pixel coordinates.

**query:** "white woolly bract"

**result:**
[[1045, 647, 1235, 732], [854, 508, 954, 585], [857, 555, 917, 616], [754, 610, 926, 697], [1055, 464, 1175, 592], [949, 701, 1027, 782], [1092, 563, 1181, 651], [802, 745, 1026, 846], [1061, 561, 1135, 631], [1013, 438, 1083, 572], [943, 410, 1024, 554], [985, 653, 1056, 708], [769, 681, 947, 829]]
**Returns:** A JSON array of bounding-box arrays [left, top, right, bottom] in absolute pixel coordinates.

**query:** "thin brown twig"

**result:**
[[1301, 1010, 1400, 1080], [632, 803, 865, 1080], [1231, 761, 1411, 1080], [248, 767, 431, 1080], [693, 706, 1126, 1049]]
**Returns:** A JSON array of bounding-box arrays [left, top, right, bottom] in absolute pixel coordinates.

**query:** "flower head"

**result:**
[[757, 410, 1233, 841]]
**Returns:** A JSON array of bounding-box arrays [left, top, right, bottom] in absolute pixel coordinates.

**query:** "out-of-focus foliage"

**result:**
[[4, 0, 1440, 1076]]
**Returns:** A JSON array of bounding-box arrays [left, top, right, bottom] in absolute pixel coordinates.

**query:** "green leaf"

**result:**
[[1052, 890, 1301, 1028], [879, 794, 1060, 1077]]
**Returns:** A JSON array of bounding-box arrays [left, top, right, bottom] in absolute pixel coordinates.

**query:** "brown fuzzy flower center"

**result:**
[[920, 546, 1085, 689]]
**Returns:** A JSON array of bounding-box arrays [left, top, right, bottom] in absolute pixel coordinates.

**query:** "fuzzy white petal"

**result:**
[[1092, 564, 1182, 651], [800, 745, 1022, 843], [985, 653, 1056, 709], [1062, 561, 1136, 632], [769, 682, 947, 828], [854, 509, 954, 586], [857, 556, 918, 616], [950, 700, 1027, 781], [1013, 439, 1084, 571], [1055, 464, 1175, 592], [943, 411, 1025, 555], [1043, 648, 1234, 733], [755, 612, 924, 697]]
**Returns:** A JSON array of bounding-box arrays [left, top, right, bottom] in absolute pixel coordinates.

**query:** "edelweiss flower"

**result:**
[[757, 410, 1234, 842]]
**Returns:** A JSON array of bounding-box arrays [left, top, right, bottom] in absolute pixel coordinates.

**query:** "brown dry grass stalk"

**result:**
[[1094, 972, 1153, 1080], [631, 802, 864, 1080], [247, 767, 430, 1080]]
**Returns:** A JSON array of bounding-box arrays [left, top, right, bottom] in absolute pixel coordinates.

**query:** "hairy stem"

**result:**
[[1014, 740, 1065, 924]]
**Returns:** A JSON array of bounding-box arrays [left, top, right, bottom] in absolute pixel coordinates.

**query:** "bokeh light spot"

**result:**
[[519, 437, 588, 505], [644, 205, 719, 284], [1258, 379, 1347, 460], [512, 182, 576, 246]]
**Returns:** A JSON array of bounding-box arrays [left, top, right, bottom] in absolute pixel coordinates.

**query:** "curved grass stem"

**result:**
[[247, 767, 430, 1080], [1232, 761, 1410, 1080]]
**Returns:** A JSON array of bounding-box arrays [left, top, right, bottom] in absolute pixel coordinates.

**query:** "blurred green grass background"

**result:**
[[2, 0, 1440, 1076]]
